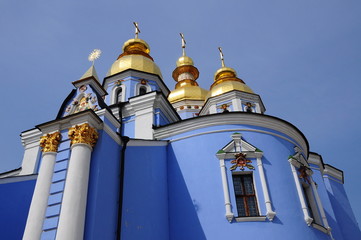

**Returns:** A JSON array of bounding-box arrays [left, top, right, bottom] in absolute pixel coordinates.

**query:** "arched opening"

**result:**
[[116, 88, 123, 102], [139, 86, 147, 95]]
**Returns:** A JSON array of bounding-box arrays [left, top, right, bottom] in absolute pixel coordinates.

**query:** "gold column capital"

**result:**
[[40, 132, 62, 152], [68, 123, 98, 148]]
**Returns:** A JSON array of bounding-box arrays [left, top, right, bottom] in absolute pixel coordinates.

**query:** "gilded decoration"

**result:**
[[230, 153, 255, 171], [40, 132, 62, 152], [68, 123, 98, 148], [298, 166, 311, 184]]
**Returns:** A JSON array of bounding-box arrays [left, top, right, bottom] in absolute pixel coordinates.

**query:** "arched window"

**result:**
[[116, 88, 123, 103], [139, 86, 147, 95]]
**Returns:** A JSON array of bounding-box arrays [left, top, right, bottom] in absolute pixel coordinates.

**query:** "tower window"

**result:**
[[232, 174, 259, 217], [139, 86, 147, 95], [116, 88, 123, 103]]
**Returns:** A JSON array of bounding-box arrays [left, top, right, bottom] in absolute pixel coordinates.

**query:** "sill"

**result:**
[[235, 216, 267, 222], [311, 223, 329, 234]]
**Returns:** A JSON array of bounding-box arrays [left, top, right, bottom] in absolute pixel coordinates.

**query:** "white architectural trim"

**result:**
[[235, 216, 267, 222], [168, 128, 304, 156], [127, 139, 168, 147], [154, 114, 308, 154], [217, 153, 234, 222], [56, 143, 93, 240], [135, 83, 151, 96], [23, 152, 57, 240], [289, 162, 313, 226], [256, 156, 276, 221], [111, 84, 126, 104]]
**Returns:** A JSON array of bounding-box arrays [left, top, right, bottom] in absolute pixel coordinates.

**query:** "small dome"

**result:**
[[107, 54, 162, 78], [176, 56, 194, 67], [168, 85, 208, 103], [206, 66, 253, 99], [207, 81, 253, 99], [107, 38, 162, 78]]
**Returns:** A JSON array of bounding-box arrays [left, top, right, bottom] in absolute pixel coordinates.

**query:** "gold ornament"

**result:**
[[68, 123, 98, 148], [40, 132, 62, 152]]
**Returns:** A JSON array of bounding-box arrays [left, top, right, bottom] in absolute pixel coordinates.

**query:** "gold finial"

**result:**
[[88, 49, 102, 66], [40, 132, 62, 152], [180, 33, 186, 56], [133, 22, 140, 39], [68, 123, 98, 148], [218, 47, 225, 67]]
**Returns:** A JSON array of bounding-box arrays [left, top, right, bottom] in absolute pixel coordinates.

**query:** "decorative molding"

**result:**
[[127, 139, 169, 147], [68, 123, 98, 148], [235, 216, 267, 222], [39, 132, 62, 152], [154, 113, 308, 155]]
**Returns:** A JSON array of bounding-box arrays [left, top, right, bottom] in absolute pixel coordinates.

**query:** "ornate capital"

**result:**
[[68, 123, 98, 148], [40, 132, 62, 152]]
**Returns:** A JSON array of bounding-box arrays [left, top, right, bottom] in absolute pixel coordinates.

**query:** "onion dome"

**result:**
[[168, 34, 208, 104], [206, 48, 253, 99], [107, 38, 162, 78]]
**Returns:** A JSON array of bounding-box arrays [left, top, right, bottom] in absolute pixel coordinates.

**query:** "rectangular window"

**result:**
[[232, 174, 259, 217]]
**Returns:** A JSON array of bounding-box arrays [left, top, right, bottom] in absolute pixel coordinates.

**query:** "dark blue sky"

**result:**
[[1, 0, 360, 226]]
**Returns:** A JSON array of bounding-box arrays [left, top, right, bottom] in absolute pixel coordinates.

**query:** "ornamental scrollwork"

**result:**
[[68, 123, 98, 148], [40, 132, 62, 152], [230, 153, 255, 171]]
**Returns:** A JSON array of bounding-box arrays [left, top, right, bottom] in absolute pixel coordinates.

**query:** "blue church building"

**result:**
[[0, 31, 360, 240]]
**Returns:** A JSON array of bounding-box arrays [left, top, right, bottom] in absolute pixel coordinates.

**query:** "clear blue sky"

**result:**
[[1, 0, 360, 226]]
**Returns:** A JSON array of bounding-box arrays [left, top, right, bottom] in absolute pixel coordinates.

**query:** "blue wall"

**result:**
[[0, 178, 36, 240], [167, 125, 331, 240], [84, 130, 122, 240], [121, 145, 169, 240]]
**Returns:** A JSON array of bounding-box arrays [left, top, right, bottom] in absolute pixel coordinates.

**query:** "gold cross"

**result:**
[[133, 22, 140, 39], [218, 47, 225, 67], [180, 33, 186, 56]]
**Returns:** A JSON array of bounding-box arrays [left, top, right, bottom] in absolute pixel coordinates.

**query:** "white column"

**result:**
[[231, 99, 242, 111], [289, 162, 313, 226], [310, 179, 332, 235], [23, 152, 57, 239], [56, 143, 92, 240], [219, 158, 234, 222], [257, 157, 276, 221]]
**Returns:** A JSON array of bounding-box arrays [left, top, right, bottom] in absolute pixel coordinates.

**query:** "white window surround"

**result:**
[[111, 84, 126, 104], [289, 150, 333, 237], [216, 133, 276, 222], [135, 83, 151, 96]]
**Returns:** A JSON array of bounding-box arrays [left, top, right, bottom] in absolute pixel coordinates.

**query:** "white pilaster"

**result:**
[[257, 157, 276, 221], [217, 154, 234, 222], [134, 108, 154, 139], [289, 162, 313, 226], [56, 143, 92, 240], [23, 152, 57, 240], [231, 99, 242, 111]]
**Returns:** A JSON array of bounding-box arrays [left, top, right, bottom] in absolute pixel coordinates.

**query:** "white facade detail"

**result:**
[[289, 161, 313, 226], [23, 151, 57, 240], [217, 153, 234, 222], [56, 143, 93, 240]]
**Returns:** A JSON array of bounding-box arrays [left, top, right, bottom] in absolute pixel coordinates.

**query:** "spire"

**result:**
[[218, 47, 225, 68], [168, 33, 208, 104], [80, 49, 101, 81], [133, 22, 140, 39]]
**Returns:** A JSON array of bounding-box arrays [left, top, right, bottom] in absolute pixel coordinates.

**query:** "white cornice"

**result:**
[[96, 109, 121, 129], [323, 165, 343, 182], [21, 128, 42, 148], [155, 113, 308, 154], [36, 111, 103, 134], [73, 77, 107, 96]]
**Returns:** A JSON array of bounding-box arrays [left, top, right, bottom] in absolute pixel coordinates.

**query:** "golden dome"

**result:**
[[207, 66, 253, 99], [176, 56, 194, 67], [106, 38, 162, 78], [168, 85, 208, 103]]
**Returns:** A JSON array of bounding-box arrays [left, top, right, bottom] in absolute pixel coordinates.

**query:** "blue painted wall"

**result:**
[[121, 145, 169, 240], [167, 125, 331, 240], [0, 178, 36, 240], [84, 130, 122, 240]]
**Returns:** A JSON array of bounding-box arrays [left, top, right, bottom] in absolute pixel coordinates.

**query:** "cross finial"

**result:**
[[133, 22, 140, 39], [218, 47, 225, 67], [180, 33, 186, 56]]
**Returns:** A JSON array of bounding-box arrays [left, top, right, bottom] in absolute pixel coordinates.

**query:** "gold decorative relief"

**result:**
[[68, 123, 98, 148], [40, 132, 62, 152]]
